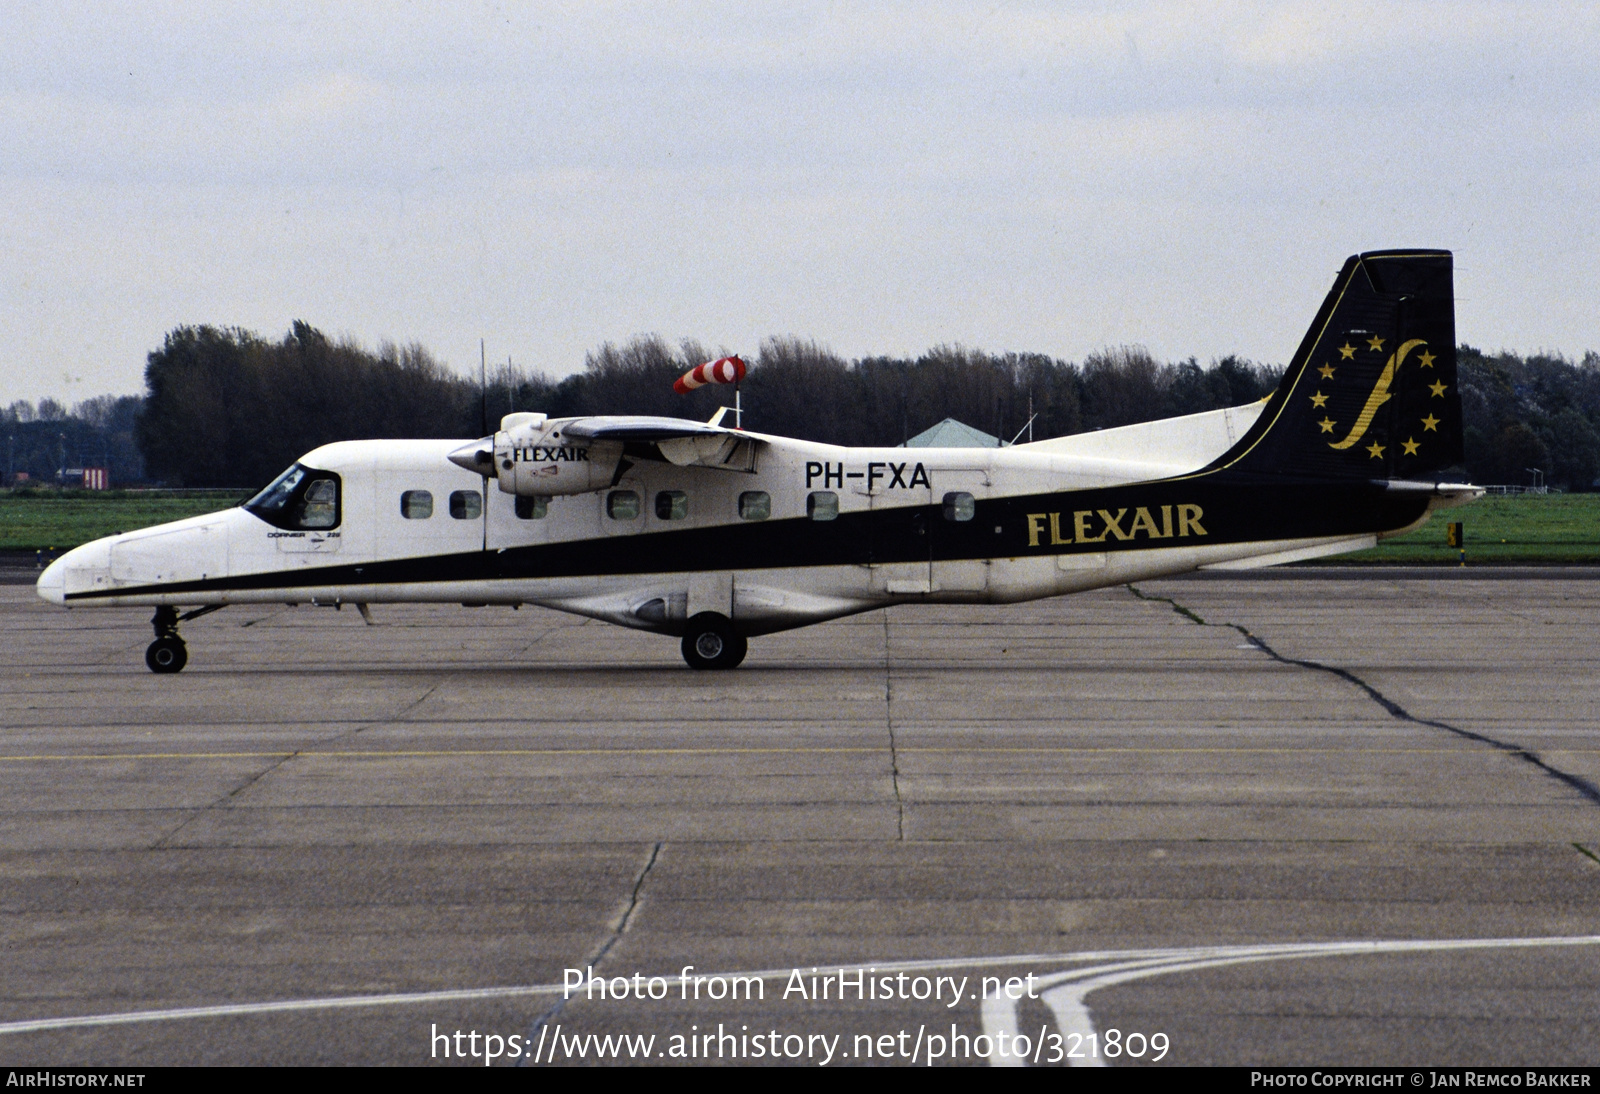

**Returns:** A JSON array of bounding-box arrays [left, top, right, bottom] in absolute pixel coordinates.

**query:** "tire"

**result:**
[[145, 637, 188, 674], [680, 613, 747, 670]]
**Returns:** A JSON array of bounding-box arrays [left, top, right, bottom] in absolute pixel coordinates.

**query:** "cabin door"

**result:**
[[864, 458, 935, 595], [927, 468, 990, 593]]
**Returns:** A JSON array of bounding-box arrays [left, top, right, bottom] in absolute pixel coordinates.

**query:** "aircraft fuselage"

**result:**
[[38, 420, 1446, 640]]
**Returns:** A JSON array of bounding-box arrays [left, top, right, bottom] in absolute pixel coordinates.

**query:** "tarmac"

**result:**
[[1, 571, 1598, 1066]]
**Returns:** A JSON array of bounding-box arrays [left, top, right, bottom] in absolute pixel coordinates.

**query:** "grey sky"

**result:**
[[3, 1, 1597, 406]]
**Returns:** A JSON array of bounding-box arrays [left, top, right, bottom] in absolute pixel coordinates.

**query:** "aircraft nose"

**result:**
[[36, 553, 67, 605], [448, 438, 496, 475]]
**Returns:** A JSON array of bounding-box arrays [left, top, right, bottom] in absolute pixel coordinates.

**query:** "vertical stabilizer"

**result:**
[[1207, 250, 1460, 480]]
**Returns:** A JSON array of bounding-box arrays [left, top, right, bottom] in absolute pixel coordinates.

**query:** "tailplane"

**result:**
[[1206, 250, 1461, 481]]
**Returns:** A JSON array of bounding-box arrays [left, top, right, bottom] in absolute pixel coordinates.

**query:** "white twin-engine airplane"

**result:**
[[39, 250, 1480, 672]]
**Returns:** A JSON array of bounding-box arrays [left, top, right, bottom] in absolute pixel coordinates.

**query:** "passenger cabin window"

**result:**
[[244, 464, 343, 531], [515, 495, 548, 519], [943, 492, 976, 522], [738, 491, 770, 521], [655, 490, 688, 520], [807, 491, 838, 521], [400, 490, 433, 519], [607, 490, 640, 520], [449, 490, 482, 520]]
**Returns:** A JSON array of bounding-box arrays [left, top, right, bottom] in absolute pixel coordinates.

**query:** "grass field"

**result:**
[[0, 490, 241, 552], [2, 487, 1595, 563], [1337, 492, 1600, 564]]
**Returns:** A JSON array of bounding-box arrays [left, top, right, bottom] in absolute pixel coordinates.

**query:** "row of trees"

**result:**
[[8, 323, 1599, 490], [1457, 346, 1600, 490], [518, 337, 1281, 447], [3, 394, 144, 486], [134, 322, 473, 490], [130, 326, 1282, 488]]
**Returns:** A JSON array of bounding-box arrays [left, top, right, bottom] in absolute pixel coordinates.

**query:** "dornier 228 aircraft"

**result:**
[[39, 250, 1480, 672]]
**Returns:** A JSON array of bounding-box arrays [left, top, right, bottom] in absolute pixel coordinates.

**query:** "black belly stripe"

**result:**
[[62, 475, 1426, 601]]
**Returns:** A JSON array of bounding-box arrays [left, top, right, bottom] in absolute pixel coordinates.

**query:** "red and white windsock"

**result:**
[[673, 355, 747, 394]]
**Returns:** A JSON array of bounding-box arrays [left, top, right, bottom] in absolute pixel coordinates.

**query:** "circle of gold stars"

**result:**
[[1315, 334, 1449, 460]]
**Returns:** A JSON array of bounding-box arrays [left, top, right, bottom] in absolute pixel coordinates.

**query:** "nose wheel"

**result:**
[[143, 604, 222, 674], [681, 612, 747, 670]]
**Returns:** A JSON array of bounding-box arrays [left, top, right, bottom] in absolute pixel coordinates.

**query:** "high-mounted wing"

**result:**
[[447, 412, 762, 497], [561, 416, 759, 469], [560, 416, 733, 442]]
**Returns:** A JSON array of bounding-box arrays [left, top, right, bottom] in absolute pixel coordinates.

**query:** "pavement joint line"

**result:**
[[0, 746, 1560, 762], [1126, 583, 1600, 810], [1233, 628, 1600, 808], [4, 935, 1599, 1040], [1125, 584, 1207, 625], [146, 680, 445, 850], [1572, 842, 1600, 867], [521, 840, 663, 1059], [883, 610, 906, 841]]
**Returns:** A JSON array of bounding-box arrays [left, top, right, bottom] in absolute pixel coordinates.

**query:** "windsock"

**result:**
[[674, 355, 746, 394]]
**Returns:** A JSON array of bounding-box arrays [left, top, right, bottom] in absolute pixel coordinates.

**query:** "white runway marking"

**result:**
[[3, 935, 1597, 1055], [0, 949, 1119, 1037], [983, 935, 1600, 1068]]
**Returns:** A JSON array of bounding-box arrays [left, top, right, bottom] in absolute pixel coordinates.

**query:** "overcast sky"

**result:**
[[3, 1, 1597, 406]]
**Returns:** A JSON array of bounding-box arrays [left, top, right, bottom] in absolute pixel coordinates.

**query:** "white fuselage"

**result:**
[[35, 401, 1419, 634]]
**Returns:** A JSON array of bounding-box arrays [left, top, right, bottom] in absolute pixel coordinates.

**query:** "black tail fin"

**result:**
[[1207, 250, 1461, 481]]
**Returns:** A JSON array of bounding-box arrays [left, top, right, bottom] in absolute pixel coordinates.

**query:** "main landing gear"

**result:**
[[680, 612, 748, 671], [144, 605, 223, 674]]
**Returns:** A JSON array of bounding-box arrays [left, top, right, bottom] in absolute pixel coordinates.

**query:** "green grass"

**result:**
[[1334, 493, 1600, 564], [0, 489, 242, 551]]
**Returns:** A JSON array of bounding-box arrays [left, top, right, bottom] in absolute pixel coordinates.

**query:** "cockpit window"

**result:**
[[244, 463, 342, 530], [301, 479, 338, 527], [245, 465, 306, 517]]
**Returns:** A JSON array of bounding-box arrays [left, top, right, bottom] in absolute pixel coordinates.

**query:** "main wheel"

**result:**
[[145, 636, 188, 674], [680, 613, 748, 670]]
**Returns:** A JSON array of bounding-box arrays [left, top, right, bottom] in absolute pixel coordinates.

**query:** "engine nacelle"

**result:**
[[493, 413, 623, 496]]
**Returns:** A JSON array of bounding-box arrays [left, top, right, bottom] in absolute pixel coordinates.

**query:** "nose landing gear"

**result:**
[[144, 605, 223, 674], [146, 607, 187, 674], [680, 612, 748, 670]]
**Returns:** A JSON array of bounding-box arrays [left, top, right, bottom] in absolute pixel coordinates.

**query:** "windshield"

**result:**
[[245, 465, 308, 518], [244, 463, 341, 530]]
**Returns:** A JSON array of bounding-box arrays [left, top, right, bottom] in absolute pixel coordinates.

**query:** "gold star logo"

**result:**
[[1421, 414, 1440, 432], [1418, 350, 1436, 368], [1310, 391, 1329, 407], [1366, 441, 1386, 459], [1402, 437, 1420, 456], [1339, 342, 1356, 359], [1317, 363, 1336, 380], [1318, 417, 1336, 433], [1429, 380, 1448, 397], [1367, 336, 1385, 351]]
